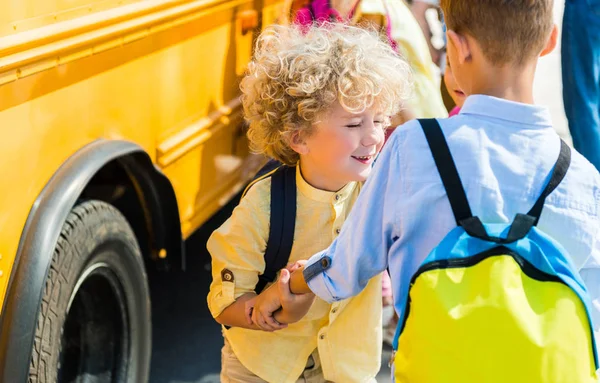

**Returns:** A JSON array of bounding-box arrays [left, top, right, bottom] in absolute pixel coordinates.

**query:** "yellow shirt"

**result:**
[[354, 0, 448, 119], [207, 167, 382, 383]]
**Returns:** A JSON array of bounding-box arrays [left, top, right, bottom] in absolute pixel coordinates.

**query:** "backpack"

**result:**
[[242, 159, 297, 294], [293, 0, 398, 51], [391, 119, 599, 382]]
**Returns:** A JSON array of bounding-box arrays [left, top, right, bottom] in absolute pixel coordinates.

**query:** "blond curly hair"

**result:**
[[240, 22, 412, 166]]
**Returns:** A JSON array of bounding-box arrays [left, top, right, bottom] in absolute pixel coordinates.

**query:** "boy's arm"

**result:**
[[216, 292, 286, 331], [207, 181, 280, 329], [274, 272, 315, 324], [298, 131, 402, 302], [251, 269, 315, 328], [289, 267, 311, 294]]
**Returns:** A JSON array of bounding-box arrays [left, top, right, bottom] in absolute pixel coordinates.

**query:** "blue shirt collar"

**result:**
[[460, 95, 552, 128]]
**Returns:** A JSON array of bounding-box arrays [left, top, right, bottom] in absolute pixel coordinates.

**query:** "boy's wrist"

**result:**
[[274, 306, 305, 324], [273, 309, 289, 324], [289, 268, 312, 294], [281, 292, 316, 323]]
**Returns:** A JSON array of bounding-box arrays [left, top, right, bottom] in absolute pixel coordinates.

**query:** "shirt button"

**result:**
[[331, 308, 338, 314], [320, 257, 330, 268], [335, 228, 341, 235], [335, 194, 341, 201], [320, 334, 326, 340]]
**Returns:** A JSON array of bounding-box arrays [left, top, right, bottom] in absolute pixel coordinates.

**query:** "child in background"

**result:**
[[293, 0, 448, 126], [207, 23, 411, 383], [351, 0, 448, 125]]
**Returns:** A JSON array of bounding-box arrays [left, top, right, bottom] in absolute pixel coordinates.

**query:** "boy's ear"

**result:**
[[447, 29, 471, 64], [289, 130, 309, 155], [540, 24, 558, 57]]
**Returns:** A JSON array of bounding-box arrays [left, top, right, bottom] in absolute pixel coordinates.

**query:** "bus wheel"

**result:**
[[29, 200, 151, 383]]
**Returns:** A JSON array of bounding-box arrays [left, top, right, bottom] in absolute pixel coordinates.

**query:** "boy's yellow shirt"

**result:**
[[207, 166, 382, 383]]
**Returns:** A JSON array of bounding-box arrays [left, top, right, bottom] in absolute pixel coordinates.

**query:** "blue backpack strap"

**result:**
[[419, 118, 572, 243], [254, 165, 297, 293]]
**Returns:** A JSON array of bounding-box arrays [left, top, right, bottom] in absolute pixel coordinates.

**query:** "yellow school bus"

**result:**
[[0, 0, 286, 381]]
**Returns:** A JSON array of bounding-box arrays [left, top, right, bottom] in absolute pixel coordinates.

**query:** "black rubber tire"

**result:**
[[28, 200, 151, 383]]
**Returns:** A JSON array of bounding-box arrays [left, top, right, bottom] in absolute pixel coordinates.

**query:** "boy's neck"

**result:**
[[469, 61, 537, 104], [298, 161, 348, 192]]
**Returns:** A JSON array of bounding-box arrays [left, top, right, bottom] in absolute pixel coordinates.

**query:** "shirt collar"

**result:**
[[296, 166, 357, 204], [459, 95, 552, 127]]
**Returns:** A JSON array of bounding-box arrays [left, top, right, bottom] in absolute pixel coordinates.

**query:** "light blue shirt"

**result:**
[[304, 95, 600, 335]]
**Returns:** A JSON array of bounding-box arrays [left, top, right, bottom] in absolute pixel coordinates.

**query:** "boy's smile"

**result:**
[[293, 101, 386, 192], [351, 154, 376, 165]]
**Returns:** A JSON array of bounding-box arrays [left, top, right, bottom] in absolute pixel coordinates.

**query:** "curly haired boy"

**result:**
[[207, 23, 411, 383]]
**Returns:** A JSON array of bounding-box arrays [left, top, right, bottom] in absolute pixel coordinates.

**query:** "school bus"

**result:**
[[0, 0, 287, 381]]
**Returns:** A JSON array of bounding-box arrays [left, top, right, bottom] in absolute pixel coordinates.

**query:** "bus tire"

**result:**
[[28, 200, 151, 383]]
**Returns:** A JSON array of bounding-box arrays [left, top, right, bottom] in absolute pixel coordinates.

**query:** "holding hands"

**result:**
[[245, 261, 315, 331]]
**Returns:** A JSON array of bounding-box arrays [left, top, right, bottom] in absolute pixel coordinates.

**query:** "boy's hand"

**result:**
[[244, 295, 257, 326], [214, 292, 286, 331], [274, 269, 315, 324], [253, 269, 315, 330], [241, 292, 288, 331], [251, 282, 286, 331], [285, 259, 307, 273]]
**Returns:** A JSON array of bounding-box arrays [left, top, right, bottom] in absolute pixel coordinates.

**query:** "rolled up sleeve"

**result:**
[[303, 253, 337, 302], [304, 129, 403, 301], [206, 183, 270, 318]]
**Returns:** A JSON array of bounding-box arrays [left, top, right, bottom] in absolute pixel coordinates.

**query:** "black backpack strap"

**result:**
[[255, 165, 297, 294], [526, 139, 571, 225], [242, 159, 283, 198], [419, 118, 473, 225], [421, 118, 572, 244], [505, 139, 571, 241], [420, 118, 489, 239]]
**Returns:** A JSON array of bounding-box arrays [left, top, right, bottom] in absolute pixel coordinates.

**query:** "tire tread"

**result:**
[[28, 201, 145, 383]]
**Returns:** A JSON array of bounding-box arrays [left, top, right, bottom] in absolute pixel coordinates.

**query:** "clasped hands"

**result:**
[[244, 261, 315, 331]]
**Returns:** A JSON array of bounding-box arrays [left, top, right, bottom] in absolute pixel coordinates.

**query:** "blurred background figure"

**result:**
[[410, 0, 443, 67], [561, 0, 600, 171], [351, 0, 448, 125]]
